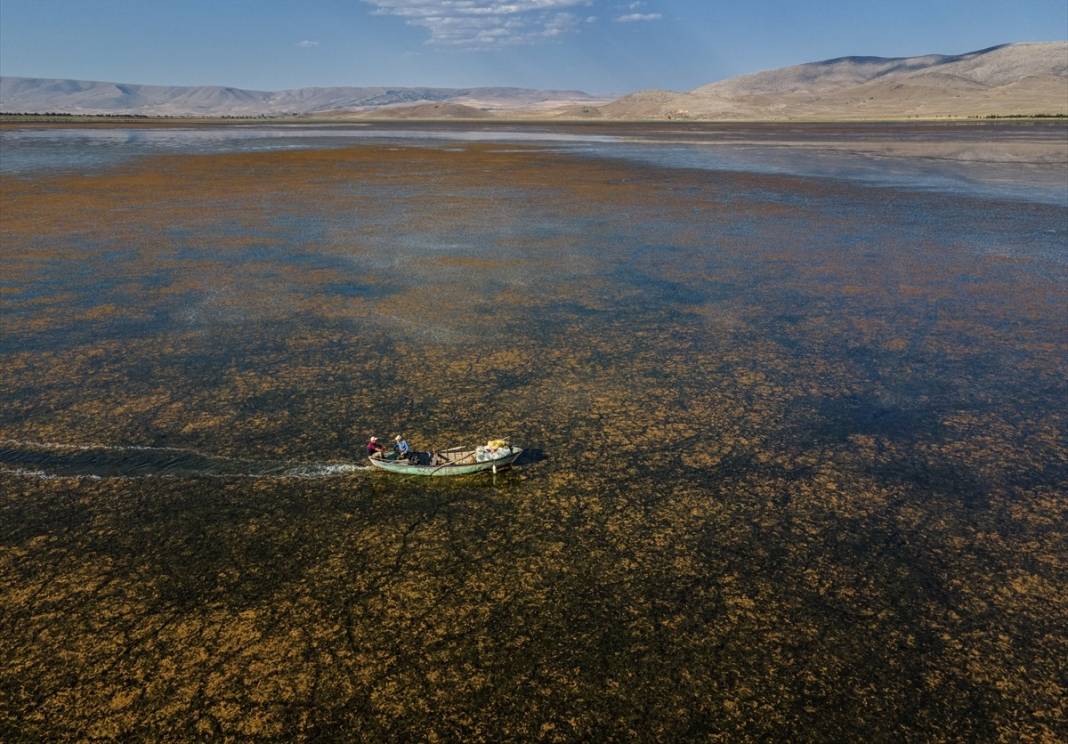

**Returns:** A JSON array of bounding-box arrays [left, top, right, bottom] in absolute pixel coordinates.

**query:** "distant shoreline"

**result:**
[[2, 112, 1066, 127], [4, 117, 1065, 167]]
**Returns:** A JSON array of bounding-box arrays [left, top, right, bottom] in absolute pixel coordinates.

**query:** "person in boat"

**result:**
[[366, 436, 384, 457], [394, 435, 411, 460]]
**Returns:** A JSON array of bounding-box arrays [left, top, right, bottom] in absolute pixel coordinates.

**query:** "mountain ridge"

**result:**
[[3, 42, 1066, 120], [588, 42, 1068, 120], [0, 77, 605, 115]]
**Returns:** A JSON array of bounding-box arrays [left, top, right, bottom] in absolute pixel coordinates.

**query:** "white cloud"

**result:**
[[614, 12, 659, 22], [296, 40, 321, 47], [363, 0, 590, 47]]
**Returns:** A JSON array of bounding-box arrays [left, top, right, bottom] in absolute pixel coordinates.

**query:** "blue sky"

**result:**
[[1, 0, 1065, 93]]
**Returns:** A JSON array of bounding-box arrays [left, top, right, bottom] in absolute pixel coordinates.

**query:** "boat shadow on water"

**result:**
[[512, 448, 547, 467]]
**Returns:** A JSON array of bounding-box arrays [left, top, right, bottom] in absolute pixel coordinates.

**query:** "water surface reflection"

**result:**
[[1, 137, 1065, 740]]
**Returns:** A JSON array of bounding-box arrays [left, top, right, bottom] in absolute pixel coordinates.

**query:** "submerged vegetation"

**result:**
[[1, 138, 1066, 740]]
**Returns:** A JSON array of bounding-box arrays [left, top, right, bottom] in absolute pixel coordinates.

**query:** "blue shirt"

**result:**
[[395, 439, 410, 455]]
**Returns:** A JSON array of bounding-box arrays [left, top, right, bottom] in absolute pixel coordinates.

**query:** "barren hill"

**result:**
[[347, 102, 493, 119], [4, 42, 1064, 121], [592, 42, 1068, 120], [0, 78, 605, 116]]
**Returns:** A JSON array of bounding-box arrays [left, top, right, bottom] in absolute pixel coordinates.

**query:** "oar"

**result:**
[[429, 450, 476, 475]]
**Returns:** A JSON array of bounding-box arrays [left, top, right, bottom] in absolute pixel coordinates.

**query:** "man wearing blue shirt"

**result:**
[[394, 435, 410, 459]]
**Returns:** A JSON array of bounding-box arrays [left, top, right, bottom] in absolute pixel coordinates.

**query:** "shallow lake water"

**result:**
[[4, 121, 1067, 204], [1, 123, 1066, 740]]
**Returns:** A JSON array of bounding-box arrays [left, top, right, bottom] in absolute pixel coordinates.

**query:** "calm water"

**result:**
[[3, 121, 1067, 204], [1, 123, 1066, 740]]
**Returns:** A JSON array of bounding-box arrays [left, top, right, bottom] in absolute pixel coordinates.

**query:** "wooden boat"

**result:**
[[368, 443, 523, 477]]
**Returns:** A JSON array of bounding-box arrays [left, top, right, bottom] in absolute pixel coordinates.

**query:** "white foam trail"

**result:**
[[282, 463, 371, 477], [0, 440, 370, 480], [0, 464, 368, 481], [0, 438, 242, 460], [0, 466, 103, 481]]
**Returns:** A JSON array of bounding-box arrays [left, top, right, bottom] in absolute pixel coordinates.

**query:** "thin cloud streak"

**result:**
[[615, 12, 660, 22], [295, 40, 321, 47], [362, 0, 590, 47]]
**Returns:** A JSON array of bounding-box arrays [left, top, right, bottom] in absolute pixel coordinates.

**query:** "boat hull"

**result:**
[[368, 447, 523, 477]]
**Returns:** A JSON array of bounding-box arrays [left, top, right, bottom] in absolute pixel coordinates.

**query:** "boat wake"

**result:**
[[0, 439, 370, 481]]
